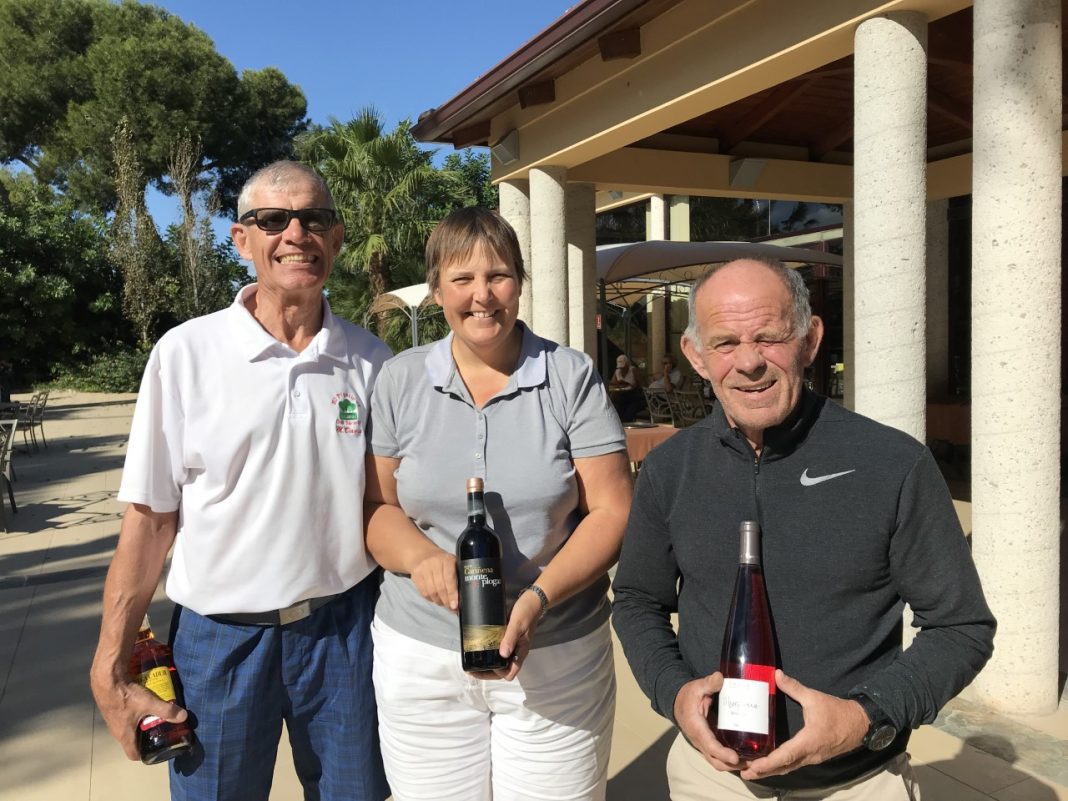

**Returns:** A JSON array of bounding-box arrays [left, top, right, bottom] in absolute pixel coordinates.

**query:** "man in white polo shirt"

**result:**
[[90, 161, 391, 801]]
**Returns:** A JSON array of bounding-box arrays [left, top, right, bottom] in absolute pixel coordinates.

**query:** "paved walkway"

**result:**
[[0, 392, 1065, 800]]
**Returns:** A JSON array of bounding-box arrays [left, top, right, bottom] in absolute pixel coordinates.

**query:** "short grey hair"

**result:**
[[236, 161, 335, 218], [683, 258, 812, 351]]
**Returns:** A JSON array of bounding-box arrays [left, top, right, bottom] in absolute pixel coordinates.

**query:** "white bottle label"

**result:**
[[718, 677, 769, 735]]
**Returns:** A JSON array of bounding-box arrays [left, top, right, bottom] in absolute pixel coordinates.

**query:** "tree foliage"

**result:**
[[0, 0, 308, 213], [168, 133, 238, 319], [296, 109, 479, 334], [0, 169, 126, 383], [111, 118, 174, 348]]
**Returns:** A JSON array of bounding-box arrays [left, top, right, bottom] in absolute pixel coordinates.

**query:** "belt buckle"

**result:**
[[278, 600, 312, 626]]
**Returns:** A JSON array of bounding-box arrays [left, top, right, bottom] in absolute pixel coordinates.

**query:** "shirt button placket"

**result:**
[[474, 411, 487, 478], [290, 371, 307, 416]]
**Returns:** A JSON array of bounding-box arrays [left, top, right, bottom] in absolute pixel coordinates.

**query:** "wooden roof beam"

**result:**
[[928, 86, 971, 130], [518, 79, 556, 109], [810, 119, 853, 161], [449, 120, 491, 149], [719, 79, 813, 153], [598, 27, 642, 61]]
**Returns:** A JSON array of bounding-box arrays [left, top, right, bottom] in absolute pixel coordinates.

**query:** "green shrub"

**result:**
[[50, 348, 149, 393]]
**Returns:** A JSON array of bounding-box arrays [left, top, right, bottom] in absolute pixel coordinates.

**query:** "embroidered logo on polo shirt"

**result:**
[[331, 392, 362, 435]]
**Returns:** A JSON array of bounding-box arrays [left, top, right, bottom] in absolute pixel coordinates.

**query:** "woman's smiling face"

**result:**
[[433, 242, 521, 359]]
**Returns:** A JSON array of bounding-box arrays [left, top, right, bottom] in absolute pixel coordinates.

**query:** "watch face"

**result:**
[[869, 724, 897, 751]]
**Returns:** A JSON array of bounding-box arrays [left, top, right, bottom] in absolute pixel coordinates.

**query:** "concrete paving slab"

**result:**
[[0, 392, 1065, 801]]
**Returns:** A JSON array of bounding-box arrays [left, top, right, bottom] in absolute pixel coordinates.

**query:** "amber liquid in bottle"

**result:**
[[456, 477, 509, 672], [710, 521, 778, 758], [129, 616, 193, 764]]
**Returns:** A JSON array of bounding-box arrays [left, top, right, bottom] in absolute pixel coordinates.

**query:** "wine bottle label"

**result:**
[[136, 666, 177, 703], [459, 557, 505, 651], [742, 662, 777, 690], [718, 678, 770, 735]]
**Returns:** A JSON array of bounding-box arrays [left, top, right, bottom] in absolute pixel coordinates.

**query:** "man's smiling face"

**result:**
[[231, 179, 343, 303], [681, 260, 822, 451]]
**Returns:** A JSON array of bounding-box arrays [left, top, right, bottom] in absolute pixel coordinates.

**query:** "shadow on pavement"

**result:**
[[607, 730, 673, 800]]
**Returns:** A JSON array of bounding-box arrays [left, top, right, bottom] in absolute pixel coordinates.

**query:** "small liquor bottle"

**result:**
[[129, 615, 193, 764], [455, 477, 509, 672], [710, 521, 778, 758]]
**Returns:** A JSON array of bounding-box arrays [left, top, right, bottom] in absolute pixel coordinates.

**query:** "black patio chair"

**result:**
[[674, 388, 709, 427], [30, 389, 49, 450], [642, 387, 676, 426], [0, 419, 18, 533]]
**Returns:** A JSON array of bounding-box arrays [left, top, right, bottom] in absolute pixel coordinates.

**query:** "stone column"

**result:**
[[926, 199, 950, 397], [842, 202, 855, 411], [853, 13, 928, 442], [647, 195, 666, 240], [669, 195, 691, 243], [648, 292, 667, 371], [499, 179, 532, 325], [970, 0, 1062, 715], [529, 166, 569, 345], [567, 182, 597, 358], [646, 196, 668, 370]]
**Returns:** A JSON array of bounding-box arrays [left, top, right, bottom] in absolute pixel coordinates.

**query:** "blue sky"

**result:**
[[148, 0, 577, 232]]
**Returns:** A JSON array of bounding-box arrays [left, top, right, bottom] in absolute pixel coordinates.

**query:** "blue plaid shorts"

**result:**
[[168, 573, 389, 801]]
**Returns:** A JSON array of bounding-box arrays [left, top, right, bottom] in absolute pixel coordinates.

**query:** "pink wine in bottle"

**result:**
[[710, 520, 778, 758]]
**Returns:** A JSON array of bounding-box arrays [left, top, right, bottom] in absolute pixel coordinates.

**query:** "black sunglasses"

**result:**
[[239, 207, 340, 233]]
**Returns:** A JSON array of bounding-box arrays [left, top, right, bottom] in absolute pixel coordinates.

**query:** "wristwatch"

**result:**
[[851, 693, 898, 751]]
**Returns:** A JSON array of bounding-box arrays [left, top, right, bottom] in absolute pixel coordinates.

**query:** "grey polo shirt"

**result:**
[[369, 322, 626, 650]]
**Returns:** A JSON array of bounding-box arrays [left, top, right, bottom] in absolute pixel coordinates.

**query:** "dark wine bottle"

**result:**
[[129, 615, 194, 764], [456, 477, 508, 672], [710, 521, 778, 758]]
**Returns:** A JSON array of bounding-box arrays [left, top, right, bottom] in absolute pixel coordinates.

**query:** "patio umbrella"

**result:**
[[595, 241, 843, 377], [596, 240, 842, 284], [365, 283, 439, 348]]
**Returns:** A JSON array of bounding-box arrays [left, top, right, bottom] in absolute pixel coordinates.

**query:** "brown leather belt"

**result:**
[[209, 593, 340, 626]]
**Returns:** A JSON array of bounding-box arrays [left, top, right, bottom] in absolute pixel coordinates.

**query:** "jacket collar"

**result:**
[[711, 387, 826, 460]]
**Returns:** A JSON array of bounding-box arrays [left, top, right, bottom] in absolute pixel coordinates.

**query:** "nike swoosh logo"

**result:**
[[800, 468, 856, 487]]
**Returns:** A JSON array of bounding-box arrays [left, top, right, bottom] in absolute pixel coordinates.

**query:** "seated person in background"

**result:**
[[610, 355, 643, 422], [610, 354, 639, 389], [649, 353, 682, 392]]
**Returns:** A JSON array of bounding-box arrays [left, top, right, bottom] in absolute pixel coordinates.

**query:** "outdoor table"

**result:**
[[624, 422, 679, 464]]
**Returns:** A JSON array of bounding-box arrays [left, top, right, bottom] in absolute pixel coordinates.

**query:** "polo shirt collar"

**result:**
[[425, 321, 547, 396], [228, 284, 344, 363]]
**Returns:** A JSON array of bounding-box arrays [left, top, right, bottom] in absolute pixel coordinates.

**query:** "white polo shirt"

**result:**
[[119, 284, 392, 615]]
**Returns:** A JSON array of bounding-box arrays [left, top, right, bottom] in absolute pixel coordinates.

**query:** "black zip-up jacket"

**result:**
[[612, 390, 995, 791]]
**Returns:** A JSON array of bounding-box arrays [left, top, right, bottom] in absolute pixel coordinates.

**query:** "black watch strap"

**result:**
[[851, 693, 898, 752]]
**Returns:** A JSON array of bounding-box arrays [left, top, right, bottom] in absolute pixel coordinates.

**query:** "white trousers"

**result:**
[[667, 733, 921, 800], [371, 617, 616, 801]]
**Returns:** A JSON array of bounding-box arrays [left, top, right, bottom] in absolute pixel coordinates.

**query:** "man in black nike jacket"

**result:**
[[611, 258, 995, 800]]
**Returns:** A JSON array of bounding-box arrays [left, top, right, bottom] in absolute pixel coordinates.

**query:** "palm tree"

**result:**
[[296, 108, 472, 331]]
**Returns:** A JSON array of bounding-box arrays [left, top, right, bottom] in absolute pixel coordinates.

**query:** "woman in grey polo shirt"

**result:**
[[364, 208, 633, 801]]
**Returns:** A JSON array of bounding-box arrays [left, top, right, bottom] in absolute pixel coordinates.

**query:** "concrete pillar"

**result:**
[[647, 195, 666, 240], [925, 199, 950, 398], [842, 202, 855, 411], [852, 13, 928, 442], [499, 180, 532, 325], [648, 292, 667, 372], [529, 166, 569, 345], [669, 195, 691, 242], [970, 0, 1062, 715], [646, 196, 668, 370], [567, 182, 597, 358]]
